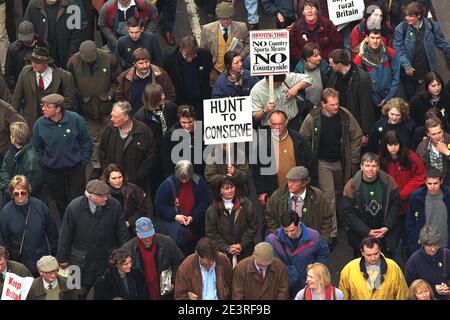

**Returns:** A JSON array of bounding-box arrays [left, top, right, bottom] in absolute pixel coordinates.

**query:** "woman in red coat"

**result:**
[[379, 130, 425, 214], [379, 130, 425, 259]]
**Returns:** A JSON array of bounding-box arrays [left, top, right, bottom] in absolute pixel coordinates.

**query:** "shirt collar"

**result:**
[[198, 258, 216, 273], [43, 278, 58, 290], [290, 188, 306, 201], [36, 66, 52, 79]]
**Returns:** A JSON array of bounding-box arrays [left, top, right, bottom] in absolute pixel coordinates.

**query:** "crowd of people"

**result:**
[[0, 0, 449, 300]]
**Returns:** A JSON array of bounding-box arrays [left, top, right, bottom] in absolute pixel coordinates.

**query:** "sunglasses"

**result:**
[[12, 191, 28, 197]]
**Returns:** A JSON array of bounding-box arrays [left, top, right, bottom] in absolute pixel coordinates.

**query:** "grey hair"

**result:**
[[175, 160, 194, 181], [113, 101, 133, 117], [419, 225, 441, 246]]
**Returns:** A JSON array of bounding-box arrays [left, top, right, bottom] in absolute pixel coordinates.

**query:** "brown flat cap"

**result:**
[[41, 94, 64, 106]]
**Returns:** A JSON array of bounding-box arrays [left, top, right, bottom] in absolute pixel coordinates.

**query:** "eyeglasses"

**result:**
[[41, 103, 56, 109], [12, 191, 28, 197], [42, 270, 58, 275]]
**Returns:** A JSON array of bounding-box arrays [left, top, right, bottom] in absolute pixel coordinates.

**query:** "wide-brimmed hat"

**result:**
[[27, 46, 54, 64]]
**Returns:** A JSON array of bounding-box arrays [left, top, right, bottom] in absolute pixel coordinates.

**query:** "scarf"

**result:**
[[227, 71, 243, 87], [153, 105, 168, 135], [303, 284, 336, 300], [136, 237, 160, 300], [361, 44, 387, 68]]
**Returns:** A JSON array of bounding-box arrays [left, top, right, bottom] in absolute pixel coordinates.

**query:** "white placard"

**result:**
[[1, 272, 34, 300], [203, 96, 253, 145], [327, 0, 365, 26], [249, 29, 289, 76]]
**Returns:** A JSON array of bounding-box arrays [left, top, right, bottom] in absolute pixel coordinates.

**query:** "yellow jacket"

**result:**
[[339, 255, 408, 300]]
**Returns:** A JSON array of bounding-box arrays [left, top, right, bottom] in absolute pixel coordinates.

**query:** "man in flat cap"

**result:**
[[24, 0, 85, 67], [57, 179, 129, 299], [12, 46, 75, 128], [265, 166, 333, 244], [27, 255, 77, 300], [31, 93, 93, 220], [232, 241, 289, 299], [67, 40, 120, 179], [5, 20, 44, 93], [300, 88, 363, 246], [199, 1, 249, 86]]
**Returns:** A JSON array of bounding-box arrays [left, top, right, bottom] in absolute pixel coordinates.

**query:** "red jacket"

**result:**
[[350, 19, 393, 59], [289, 15, 341, 64], [385, 151, 425, 214]]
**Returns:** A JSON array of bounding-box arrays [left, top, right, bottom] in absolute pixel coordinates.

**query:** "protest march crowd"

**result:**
[[0, 0, 449, 301]]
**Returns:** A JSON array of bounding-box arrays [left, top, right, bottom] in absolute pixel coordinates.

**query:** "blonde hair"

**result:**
[[10, 122, 30, 146], [407, 279, 435, 300], [306, 263, 331, 287], [382, 97, 410, 119], [9, 175, 31, 195]]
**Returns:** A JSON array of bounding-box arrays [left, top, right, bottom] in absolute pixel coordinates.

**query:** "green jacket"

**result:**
[[300, 106, 362, 183], [27, 274, 77, 300], [265, 184, 333, 241], [67, 49, 120, 120], [12, 65, 76, 128], [0, 143, 44, 197], [205, 197, 257, 260]]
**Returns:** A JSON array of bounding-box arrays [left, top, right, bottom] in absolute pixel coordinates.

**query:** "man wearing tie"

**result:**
[[199, 2, 249, 87], [232, 242, 289, 299], [12, 46, 75, 128], [265, 166, 333, 245]]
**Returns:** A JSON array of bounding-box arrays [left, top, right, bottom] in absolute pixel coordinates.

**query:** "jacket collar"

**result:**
[[359, 253, 387, 284]]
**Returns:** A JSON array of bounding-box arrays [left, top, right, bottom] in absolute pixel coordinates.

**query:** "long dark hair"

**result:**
[[379, 130, 411, 170], [419, 71, 444, 100]]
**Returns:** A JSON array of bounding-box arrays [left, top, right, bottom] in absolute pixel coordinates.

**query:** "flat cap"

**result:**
[[254, 242, 274, 266], [286, 166, 309, 180], [36, 255, 59, 272], [41, 94, 64, 106], [216, 2, 234, 19], [86, 179, 110, 195], [79, 40, 98, 63]]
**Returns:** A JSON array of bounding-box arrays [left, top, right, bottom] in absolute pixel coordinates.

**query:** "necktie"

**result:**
[[48, 283, 53, 290], [223, 28, 228, 42], [38, 74, 45, 92], [258, 268, 264, 281]]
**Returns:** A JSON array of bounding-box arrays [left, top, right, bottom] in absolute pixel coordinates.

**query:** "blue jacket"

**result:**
[[32, 110, 93, 169], [154, 174, 210, 226], [0, 197, 58, 275], [114, 31, 163, 70], [406, 185, 450, 250], [212, 69, 259, 98], [405, 247, 450, 300], [354, 45, 400, 105], [393, 18, 450, 72], [265, 223, 329, 299]]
